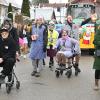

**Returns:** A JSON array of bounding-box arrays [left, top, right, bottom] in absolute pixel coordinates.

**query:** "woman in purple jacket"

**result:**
[[55, 30, 80, 73]]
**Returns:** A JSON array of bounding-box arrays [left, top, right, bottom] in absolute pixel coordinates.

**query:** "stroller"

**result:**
[[55, 48, 80, 78], [0, 59, 20, 94]]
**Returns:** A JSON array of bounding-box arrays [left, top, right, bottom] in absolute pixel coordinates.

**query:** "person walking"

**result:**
[[29, 16, 48, 77], [93, 20, 100, 91], [47, 21, 59, 70], [19, 24, 28, 59], [63, 14, 94, 73]]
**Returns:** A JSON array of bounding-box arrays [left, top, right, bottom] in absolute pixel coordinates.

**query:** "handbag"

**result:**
[[95, 49, 100, 56], [31, 35, 38, 40]]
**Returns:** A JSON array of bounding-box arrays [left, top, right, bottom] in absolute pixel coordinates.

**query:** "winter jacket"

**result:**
[[9, 27, 19, 51], [0, 35, 16, 60], [93, 20, 100, 70]]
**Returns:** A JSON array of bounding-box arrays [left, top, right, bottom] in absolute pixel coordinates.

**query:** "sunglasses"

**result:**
[[62, 34, 67, 36]]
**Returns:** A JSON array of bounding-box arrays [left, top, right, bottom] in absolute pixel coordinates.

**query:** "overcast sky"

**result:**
[[14, 0, 68, 6]]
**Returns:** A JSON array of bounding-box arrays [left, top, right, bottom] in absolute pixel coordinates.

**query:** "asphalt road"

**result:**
[[0, 55, 100, 100]]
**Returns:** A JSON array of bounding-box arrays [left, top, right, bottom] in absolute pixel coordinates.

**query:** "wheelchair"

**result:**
[[0, 61, 20, 94], [55, 50, 80, 78]]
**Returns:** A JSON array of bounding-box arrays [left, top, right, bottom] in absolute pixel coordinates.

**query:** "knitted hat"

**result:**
[[0, 27, 9, 33]]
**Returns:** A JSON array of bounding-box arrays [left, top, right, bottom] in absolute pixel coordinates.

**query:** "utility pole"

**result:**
[[60, 0, 61, 22]]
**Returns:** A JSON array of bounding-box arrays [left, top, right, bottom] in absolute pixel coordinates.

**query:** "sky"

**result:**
[[14, 0, 68, 6]]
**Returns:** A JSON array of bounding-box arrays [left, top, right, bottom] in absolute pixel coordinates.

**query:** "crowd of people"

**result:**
[[0, 11, 100, 91]]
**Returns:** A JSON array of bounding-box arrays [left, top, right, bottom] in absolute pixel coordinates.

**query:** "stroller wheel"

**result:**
[[55, 70, 60, 78], [66, 69, 72, 78], [6, 83, 11, 94], [16, 81, 20, 89]]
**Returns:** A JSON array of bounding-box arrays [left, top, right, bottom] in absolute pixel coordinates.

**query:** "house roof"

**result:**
[[39, 3, 67, 8], [0, 0, 8, 6], [70, 0, 100, 3], [0, 0, 20, 8]]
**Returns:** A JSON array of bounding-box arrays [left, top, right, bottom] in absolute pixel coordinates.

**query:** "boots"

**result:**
[[74, 63, 81, 72], [73, 63, 81, 76], [43, 59, 45, 65], [94, 79, 99, 90], [49, 60, 54, 71], [31, 60, 37, 76]]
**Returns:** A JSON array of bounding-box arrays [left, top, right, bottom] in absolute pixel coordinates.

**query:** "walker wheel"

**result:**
[[6, 83, 11, 94], [60, 70, 63, 75], [55, 70, 60, 78], [67, 69, 72, 78], [75, 70, 79, 76], [16, 81, 20, 89]]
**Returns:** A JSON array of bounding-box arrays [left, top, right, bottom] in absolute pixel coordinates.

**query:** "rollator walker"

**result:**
[[0, 59, 20, 94], [55, 47, 80, 78]]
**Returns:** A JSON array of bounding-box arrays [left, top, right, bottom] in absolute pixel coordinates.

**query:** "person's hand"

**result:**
[[0, 58, 3, 63], [16, 51, 19, 57], [31, 35, 38, 41], [16, 51, 20, 61], [91, 13, 97, 22]]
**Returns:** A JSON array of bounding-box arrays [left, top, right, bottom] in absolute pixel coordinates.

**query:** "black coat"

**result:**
[[9, 27, 19, 51], [42, 24, 48, 52], [0, 35, 16, 60]]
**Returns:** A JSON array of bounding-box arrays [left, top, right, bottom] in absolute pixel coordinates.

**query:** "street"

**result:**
[[0, 55, 100, 100]]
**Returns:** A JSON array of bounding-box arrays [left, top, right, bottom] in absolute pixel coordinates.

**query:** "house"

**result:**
[[68, 0, 100, 4], [0, 0, 20, 25], [68, 0, 100, 18], [39, 3, 67, 22]]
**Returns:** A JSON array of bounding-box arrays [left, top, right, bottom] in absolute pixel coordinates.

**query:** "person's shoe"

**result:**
[[49, 61, 52, 68], [35, 72, 40, 77], [74, 63, 81, 73], [94, 86, 99, 91], [43, 62, 45, 65], [77, 68, 81, 72], [31, 71, 37, 76], [49, 64, 53, 71]]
